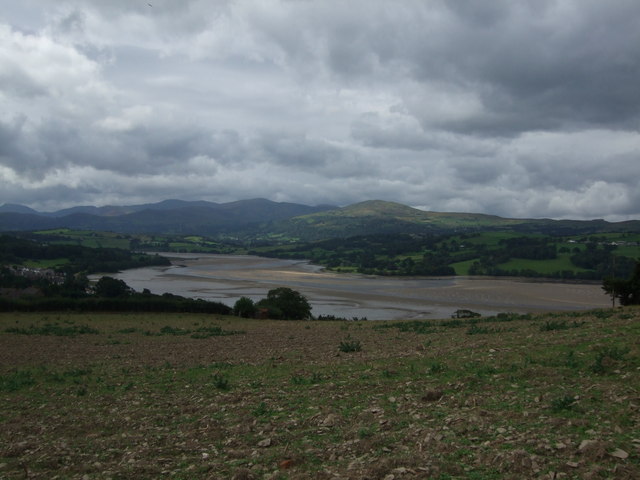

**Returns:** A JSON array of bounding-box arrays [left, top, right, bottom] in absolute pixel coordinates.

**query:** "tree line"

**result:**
[[0, 234, 170, 275], [251, 233, 638, 280]]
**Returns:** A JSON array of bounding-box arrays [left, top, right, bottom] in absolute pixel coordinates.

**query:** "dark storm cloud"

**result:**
[[266, 0, 640, 135], [0, 0, 639, 220]]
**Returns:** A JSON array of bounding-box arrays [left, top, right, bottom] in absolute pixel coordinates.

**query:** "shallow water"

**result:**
[[110, 253, 610, 320]]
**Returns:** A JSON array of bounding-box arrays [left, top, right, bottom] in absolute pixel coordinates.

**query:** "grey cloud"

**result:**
[[414, 2, 640, 134], [1, 1, 639, 221], [256, 1, 640, 136], [0, 66, 48, 98]]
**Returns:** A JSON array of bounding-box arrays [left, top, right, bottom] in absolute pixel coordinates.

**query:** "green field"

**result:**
[[450, 259, 476, 275], [497, 254, 590, 274], [36, 229, 132, 249], [22, 258, 70, 269], [23, 228, 640, 281]]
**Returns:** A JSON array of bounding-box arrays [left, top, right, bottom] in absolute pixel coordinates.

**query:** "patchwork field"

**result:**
[[1, 309, 639, 479]]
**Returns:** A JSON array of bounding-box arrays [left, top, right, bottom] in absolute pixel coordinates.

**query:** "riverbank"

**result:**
[[112, 254, 611, 320]]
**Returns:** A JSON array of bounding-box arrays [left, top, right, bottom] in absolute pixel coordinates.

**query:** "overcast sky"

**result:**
[[1, 0, 639, 220]]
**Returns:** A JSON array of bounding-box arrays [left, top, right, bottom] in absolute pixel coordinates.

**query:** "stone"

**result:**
[[421, 390, 443, 402], [578, 440, 597, 451], [257, 438, 272, 448], [321, 413, 340, 427], [609, 448, 629, 459]]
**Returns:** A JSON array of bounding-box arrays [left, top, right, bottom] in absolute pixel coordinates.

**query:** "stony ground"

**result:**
[[0, 308, 639, 479]]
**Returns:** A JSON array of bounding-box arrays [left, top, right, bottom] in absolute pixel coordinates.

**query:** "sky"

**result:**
[[1, 0, 639, 220]]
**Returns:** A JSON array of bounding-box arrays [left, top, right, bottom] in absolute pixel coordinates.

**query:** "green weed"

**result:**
[[564, 350, 580, 369], [338, 337, 362, 353], [590, 346, 630, 374], [252, 402, 271, 417], [466, 324, 501, 335], [428, 361, 447, 375], [550, 395, 577, 412], [212, 374, 231, 391], [374, 320, 435, 334], [0, 370, 36, 392], [5, 323, 99, 336], [540, 320, 585, 331]]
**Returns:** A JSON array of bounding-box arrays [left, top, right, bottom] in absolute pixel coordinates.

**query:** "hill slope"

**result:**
[[0, 199, 335, 235], [1, 198, 639, 238], [271, 200, 640, 240]]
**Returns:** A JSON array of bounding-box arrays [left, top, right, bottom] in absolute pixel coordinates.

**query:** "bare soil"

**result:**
[[1, 308, 639, 479]]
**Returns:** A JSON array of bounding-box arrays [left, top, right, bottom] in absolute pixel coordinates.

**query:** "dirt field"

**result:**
[[1, 308, 639, 479]]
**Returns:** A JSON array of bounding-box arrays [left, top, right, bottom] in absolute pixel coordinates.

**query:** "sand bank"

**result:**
[[114, 254, 611, 320]]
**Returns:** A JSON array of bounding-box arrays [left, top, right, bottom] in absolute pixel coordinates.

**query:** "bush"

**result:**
[[540, 320, 584, 331], [550, 395, 577, 412], [212, 374, 231, 391], [338, 337, 362, 353]]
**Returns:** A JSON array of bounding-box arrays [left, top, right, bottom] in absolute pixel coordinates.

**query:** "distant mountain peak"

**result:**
[[0, 203, 39, 215]]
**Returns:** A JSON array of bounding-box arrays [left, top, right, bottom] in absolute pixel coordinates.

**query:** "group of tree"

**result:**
[[0, 234, 170, 275], [603, 261, 640, 306], [251, 232, 639, 280], [0, 272, 232, 314], [251, 233, 455, 276], [1, 261, 312, 318], [233, 287, 312, 320]]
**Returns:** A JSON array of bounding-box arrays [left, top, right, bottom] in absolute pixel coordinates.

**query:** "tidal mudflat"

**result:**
[[112, 254, 610, 320]]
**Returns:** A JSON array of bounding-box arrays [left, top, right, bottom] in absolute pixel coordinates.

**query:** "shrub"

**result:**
[[212, 374, 231, 391], [5, 323, 99, 336], [466, 324, 500, 335], [428, 361, 446, 374], [550, 395, 577, 412], [540, 320, 584, 331], [338, 337, 362, 353], [590, 346, 630, 374]]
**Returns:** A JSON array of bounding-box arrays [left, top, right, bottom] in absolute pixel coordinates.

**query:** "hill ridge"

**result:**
[[1, 198, 639, 238]]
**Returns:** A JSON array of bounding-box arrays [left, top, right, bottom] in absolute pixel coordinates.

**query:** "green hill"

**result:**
[[270, 200, 532, 240], [265, 200, 640, 241], [2, 198, 639, 240]]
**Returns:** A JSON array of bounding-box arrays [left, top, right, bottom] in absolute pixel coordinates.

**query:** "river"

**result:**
[[110, 253, 611, 320]]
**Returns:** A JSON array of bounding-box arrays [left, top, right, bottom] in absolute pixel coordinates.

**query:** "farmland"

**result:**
[[1, 309, 638, 479], [24, 229, 640, 281]]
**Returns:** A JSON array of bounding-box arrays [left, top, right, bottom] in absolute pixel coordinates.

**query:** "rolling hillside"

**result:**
[[269, 200, 640, 240], [0, 199, 335, 235], [1, 199, 639, 239]]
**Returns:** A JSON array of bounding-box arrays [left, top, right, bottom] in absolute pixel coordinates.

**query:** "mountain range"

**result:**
[[1, 198, 639, 239]]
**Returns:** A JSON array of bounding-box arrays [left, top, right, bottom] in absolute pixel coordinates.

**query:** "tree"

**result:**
[[256, 287, 312, 320], [233, 296, 256, 318], [94, 276, 132, 298], [602, 260, 640, 306]]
